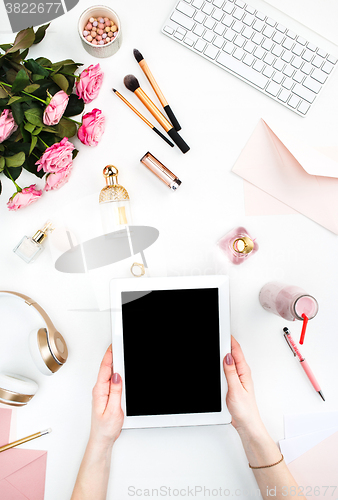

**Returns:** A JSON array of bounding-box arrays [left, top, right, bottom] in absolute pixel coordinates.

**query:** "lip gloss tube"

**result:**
[[140, 152, 181, 191]]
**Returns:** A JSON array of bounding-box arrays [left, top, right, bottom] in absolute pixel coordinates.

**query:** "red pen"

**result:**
[[283, 327, 325, 401]]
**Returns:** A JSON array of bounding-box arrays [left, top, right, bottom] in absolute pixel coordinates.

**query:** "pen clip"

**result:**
[[284, 332, 297, 356]]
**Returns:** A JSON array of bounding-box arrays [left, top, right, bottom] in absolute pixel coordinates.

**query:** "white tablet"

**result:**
[[110, 275, 231, 429]]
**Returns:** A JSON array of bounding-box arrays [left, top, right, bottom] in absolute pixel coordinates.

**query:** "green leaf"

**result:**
[[11, 101, 24, 125], [0, 44, 12, 52], [56, 117, 77, 139], [35, 57, 52, 67], [24, 122, 36, 133], [24, 59, 50, 77], [51, 74, 69, 93], [72, 149, 79, 160], [32, 74, 45, 82], [11, 68, 30, 93], [6, 28, 35, 54], [24, 83, 40, 93], [0, 86, 9, 99], [50, 59, 77, 70], [5, 151, 25, 168], [4, 166, 22, 181], [29, 135, 38, 155], [6, 69, 17, 84], [64, 94, 84, 117], [33, 24, 50, 44], [22, 155, 44, 178], [24, 108, 43, 127], [8, 95, 29, 105], [0, 144, 4, 152], [0, 156, 5, 172], [32, 126, 43, 135]]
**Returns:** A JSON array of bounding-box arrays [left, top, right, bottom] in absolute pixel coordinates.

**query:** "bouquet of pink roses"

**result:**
[[0, 25, 105, 211]]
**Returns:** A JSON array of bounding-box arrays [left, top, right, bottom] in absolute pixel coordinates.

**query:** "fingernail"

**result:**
[[225, 353, 234, 365], [108, 344, 112, 351], [112, 372, 121, 384]]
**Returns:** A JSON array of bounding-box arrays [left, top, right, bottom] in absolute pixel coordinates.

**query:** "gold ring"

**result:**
[[130, 262, 145, 277]]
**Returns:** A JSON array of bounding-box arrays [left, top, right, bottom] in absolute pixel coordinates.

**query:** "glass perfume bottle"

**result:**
[[13, 221, 54, 263], [259, 282, 319, 321], [218, 226, 258, 264], [99, 165, 132, 234]]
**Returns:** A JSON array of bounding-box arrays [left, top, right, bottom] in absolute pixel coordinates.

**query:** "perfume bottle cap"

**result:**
[[233, 236, 254, 254], [99, 165, 130, 203], [32, 221, 54, 244]]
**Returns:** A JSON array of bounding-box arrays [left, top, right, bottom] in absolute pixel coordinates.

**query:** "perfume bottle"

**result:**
[[259, 282, 319, 321], [13, 221, 54, 263], [218, 226, 258, 264], [99, 165, 132, 234]]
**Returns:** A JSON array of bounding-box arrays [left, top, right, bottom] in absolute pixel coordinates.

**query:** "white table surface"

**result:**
[[1, 0, 338, 498]]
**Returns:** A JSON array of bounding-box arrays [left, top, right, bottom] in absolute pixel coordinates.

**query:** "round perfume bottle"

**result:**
[[259, 282, 318, 321], [218, 227, 258, 265], [99, 165, 132, 233]]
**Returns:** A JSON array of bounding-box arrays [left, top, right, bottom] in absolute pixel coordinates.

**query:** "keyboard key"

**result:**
[[193, 24, 204, 35], [286, 30, 296, 39], [262, 65, 274, 77], [203, 29, 215, 41], [244, 40, 255, 53], [278, 89, 290, 102], [222, 14, 233, 26], [292, 44, 303, 56], [254, 46, 265, 59], [300, 62, 312, 74], [242, 27, 254, 38], [307, 43, 317, 52], [171, 10, 195, 29], [164, 25, 174, 34], [262, 39, 273, 50], [224, 29, 236, 41], [217, 51, 268, 87], [297, 36, 306, 45], [266, 17, 276, 26], [327, 54, 337, 64], [177, 1, 196, 17], [271, 45, 283, 57], [253, 59, 264, 71], [235, 0, 245, 7], [202, 3, 214, 13], [195, 39, 207, 51], [184, 37, 195, 45], [272, 31, 284, 44], [291, 57, 302, 69], [266, 81, 279, 96], [298, 101, 310, 114], [205, 44, 220, 58], [272, 71, 283, 83], [312, 55, 324, 68], [213, 35, 225, 47], [281, 50, 292, 63], [303, 76, 321, 93], [243, 13, 254, 25], [263, 52, 274, 65], [302, 49, 313, 62], [282, 38, 293, 50], [205, 17, 216, 29], [174, 31, 185, 40], [232, 21, 243, 32], [194, 11, 206, 23], [214, 23, 225, 35], [322, 61, 334, 74], [233, 47, 244, 59], [253, 19, 264, 31], [223, 41, 235, 53], [252, 33, 264, 44], [245, 4, 256, 14], [223, 2, 234, 13], [276, 23, 286, 33], [292, 83, 316, 103], [243, 53, 254, 65], [317, 48, 327, 58], [177, 27, 187, 35], [311, 68, 327, 84], [233, 7, 244, 19], [192, 0, 203, 6], [293, 70, 303, 83], [255, 11, 265, 20], [283, 65, 294, 77], [288, 95, 300, 108], [262, 26, 274, 38], [234, 35, 245, 47], [282, 77, 293, 89], [273, 59, 284, 71], [212, 8, 224, 20], [213, 0, 224, 7]]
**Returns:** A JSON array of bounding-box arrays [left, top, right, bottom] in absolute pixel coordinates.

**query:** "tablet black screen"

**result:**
[[121, 288, 222, 417]]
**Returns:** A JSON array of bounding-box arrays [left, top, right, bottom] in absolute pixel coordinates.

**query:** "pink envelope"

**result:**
[[232, 119, 338, 234]]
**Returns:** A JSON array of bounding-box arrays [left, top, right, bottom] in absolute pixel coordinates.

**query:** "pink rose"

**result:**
[[7, 184, 42, 211], [36, 137, 75, 173], [75, 64, 104, 104], [0, 109, 18, 143], [78, 109, 105, 147], [44, 166, 72, 191], [43, 90, 69, 126]]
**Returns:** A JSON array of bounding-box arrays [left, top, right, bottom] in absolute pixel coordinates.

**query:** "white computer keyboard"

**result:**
[[162, 0, 337, 116]]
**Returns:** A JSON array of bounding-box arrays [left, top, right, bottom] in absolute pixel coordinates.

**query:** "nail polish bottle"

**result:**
[[13, 221, 54, 263], [99, 165, 132, 233], [218, 226, 258, 265]]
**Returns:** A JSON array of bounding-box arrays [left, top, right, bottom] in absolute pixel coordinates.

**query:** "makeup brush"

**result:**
[[133, 49, 181, 132], [123, 75, 189, 154], [0, 428, 52, 453], [112, 89, 174, 148]]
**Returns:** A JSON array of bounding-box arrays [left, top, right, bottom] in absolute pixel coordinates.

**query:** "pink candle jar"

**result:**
[[259, 282, 318, 321]]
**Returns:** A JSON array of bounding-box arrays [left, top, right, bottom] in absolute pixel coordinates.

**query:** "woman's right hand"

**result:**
[[223, 336, 265, 436]]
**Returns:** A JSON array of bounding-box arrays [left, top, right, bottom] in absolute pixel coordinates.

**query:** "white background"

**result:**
[[0, 0, 338, 498]]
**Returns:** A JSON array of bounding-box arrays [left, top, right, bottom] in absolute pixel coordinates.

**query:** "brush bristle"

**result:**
[[124, 74, 140, 92], [133, 49, 144, 63]]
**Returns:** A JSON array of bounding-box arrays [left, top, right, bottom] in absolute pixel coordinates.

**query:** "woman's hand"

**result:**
[[223, 336, 265, 436], [89, 345, 124, 450]]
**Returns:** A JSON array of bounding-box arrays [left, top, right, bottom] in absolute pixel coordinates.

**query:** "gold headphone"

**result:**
[[0, 291, 68, 406]]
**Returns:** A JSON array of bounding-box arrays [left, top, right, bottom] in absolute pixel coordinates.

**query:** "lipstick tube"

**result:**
[[140, 152, 182, 191]]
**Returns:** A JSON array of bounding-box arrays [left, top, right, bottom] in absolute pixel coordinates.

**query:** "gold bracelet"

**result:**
[[249, 454, 284, 469]]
